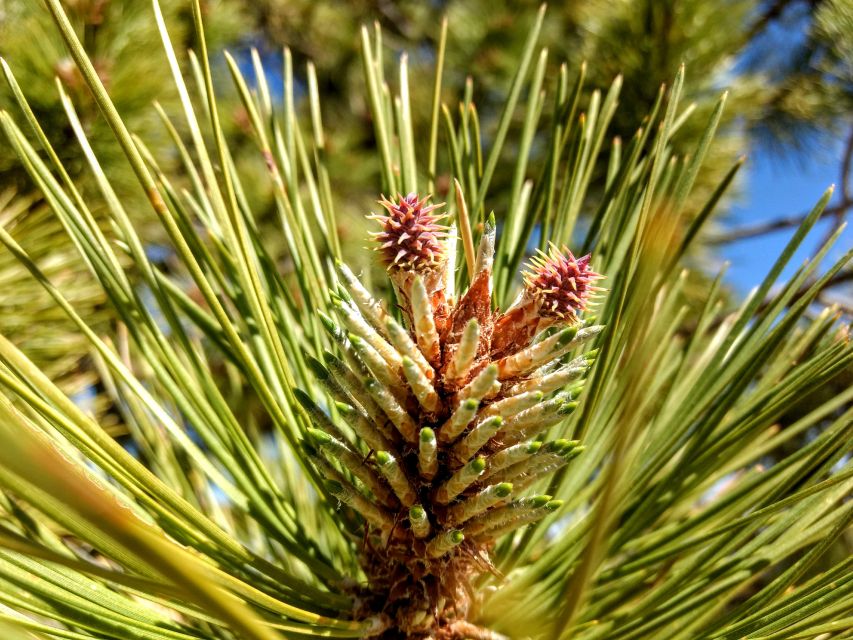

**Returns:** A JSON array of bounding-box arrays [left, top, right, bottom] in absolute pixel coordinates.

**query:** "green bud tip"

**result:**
[[545, 500, 563, 511], [583, 315, 597, 326], [560, 441, 579, 454], [486, 363, 498, 373], [306, 356, 330, 380], [318, 312, 336, 332], [449, 530, 464, 544], [375, 451, 392, 465], [471, 456, 487, 472], [565, 445, 585, 459], [335, 285, 351, 301], [526, 441, 543, 454], [585, 348, 599, 360], [409, 505, 426, 520], [547, 439, 570, 452], [557, 326, 579, 346], [486, 416, 503, 427], [495, 483, 513, 497], [532, 390, 544, 401], [307, 428, 331, 444], [420, 428, 436, 442], [558, 401, 579, 415], [334, 401, 355, 415], [464, 398, 478, 410], [347, 333, 362, 345], [401, 355, 414, 367], [531, 495, 552, 507]]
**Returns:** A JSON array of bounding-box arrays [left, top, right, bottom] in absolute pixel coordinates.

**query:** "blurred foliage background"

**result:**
[[0, 0, 849, 389]]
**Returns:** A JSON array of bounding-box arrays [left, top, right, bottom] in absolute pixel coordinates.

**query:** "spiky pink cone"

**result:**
[[492, 245, 601, 357], [372, 193, 447, 270], [523, 245, 601, 318], [370, 194, 451, 334]]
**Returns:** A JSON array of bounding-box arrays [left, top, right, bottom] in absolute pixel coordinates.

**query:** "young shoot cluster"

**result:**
[[299, 194, 603, 635]]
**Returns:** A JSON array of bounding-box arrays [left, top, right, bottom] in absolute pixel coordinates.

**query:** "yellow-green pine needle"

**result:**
[[488, 443, 566, 484], [401, 356, 441, 412], [458, 363, 500, 403], [462, 495, 552, 537], [294, 388, 348, 442], [497, 325, 603, 379], [503, 356, 589, 396], [365, 378, 417, 443], [385, 316, 434, 381], [418, 427, 439, 480], [305, 356, 393, 452], [481, 390, 544, 420], [481, 441, 543, 481], [447, 482, 512, 525], [409, 504, 431, 539], [308, 429, 397, 507], [446, 318, 480, 382], [436, 456, 486, 504], [334, 297, 402, 373], [511, 452, 576, 494], [439, 398, 479, 444], [336, 260, 391, 339], [410, 275, 441, 366], [502, 392, 568, 430], [476, 500, 562, 540], [332, 401, 394, 454], [326, 480, 395, 530], [451, 416, 503, 463], [323, 351, 395, 440], [500, 398, 578, 447], [497, 326, 578, 379], [425, 529, 464, 558], [375, 451, 417, 507], [348, 333, 408, 402]]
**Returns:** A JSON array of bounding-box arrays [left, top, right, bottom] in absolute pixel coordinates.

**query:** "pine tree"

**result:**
[[0, 2, 849, 639]]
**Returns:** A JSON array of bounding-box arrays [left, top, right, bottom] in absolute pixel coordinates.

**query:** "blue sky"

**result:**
[[722, 1, 850, 298], [721, 135, 850, 296]]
